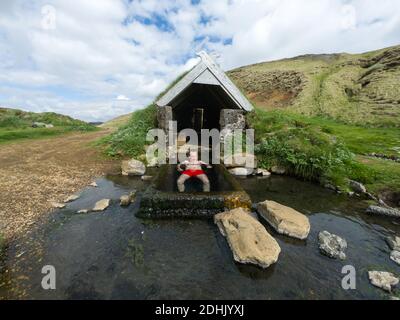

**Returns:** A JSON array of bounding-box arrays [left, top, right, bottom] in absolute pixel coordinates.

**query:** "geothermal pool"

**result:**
[[1, 173, 399, 300]]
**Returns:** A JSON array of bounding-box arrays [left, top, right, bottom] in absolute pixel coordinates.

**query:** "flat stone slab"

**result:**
[[93, 199, 110, 212], [64, 194, 80, 203], [214, 208, 281, 268], [256, 200, 310, 239]]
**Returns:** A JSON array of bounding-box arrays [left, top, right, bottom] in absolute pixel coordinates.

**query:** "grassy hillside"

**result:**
[[99, 112, 132, 130], [0, 107, 96, 143], [229, 45, 400, 127]]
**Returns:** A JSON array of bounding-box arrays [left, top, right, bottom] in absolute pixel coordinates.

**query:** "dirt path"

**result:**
[[0, 129, 119, 241]]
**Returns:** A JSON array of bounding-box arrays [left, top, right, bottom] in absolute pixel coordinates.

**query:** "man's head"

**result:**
[[188, 150, 198, 162]]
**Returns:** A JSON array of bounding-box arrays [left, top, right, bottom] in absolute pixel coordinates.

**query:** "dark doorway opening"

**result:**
[[171, 83, 239, 132]]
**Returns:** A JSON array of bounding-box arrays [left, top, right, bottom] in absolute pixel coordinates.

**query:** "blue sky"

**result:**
[[0, 0, 399, 121]]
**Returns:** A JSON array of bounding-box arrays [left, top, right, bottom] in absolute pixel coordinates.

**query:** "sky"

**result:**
[[0, 0, 399, 122]]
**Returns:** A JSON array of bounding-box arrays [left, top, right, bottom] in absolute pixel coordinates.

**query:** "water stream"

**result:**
[[1, 173, 400, 300]]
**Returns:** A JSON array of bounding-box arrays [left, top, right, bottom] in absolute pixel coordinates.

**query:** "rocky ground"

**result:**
[[0, 129, 119, 241]]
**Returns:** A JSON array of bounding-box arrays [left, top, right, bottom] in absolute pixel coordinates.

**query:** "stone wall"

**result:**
[[219, 109, 246, 131], [157, 106, 173, 131]]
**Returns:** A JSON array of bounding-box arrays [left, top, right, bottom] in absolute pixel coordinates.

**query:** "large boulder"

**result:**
[[366, 206, 400, 218], [256, 200, 310, 240], [368, 271, 399, 292], [214, 208, 281, 269], [318, 231, 347, 260], [121, 159, 146, 176]]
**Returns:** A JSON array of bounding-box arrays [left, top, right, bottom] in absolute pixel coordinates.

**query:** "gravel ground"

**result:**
[[0, 129, 119, 241]]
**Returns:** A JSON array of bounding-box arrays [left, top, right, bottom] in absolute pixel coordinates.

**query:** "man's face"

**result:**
[[189, 151, 198, 162]]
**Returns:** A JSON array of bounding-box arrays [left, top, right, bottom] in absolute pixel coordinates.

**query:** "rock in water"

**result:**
[[121, 159, 146, 176], [64, 194, 80, 203], [255, 168, 271, 177], [256, 200, 310, 240], [93, 199, 110, 212], [51, 202, 66, 209], [349, 180, 367, 194], [271, 166, 286, 175], [223, 153, 257, 169], [214, 208, 281, 268], [228, 167, 254, 176], [77, 209, 88, 214], [386, 236, 400, 251], [366, 206, 400, 218], [141, 175, 153, 181], [368, 271, 399, 292], [390, 250, 400, 266], [318, 231, 347, 260], [89, 182, 98, 187], [120, 195, 131, 206]]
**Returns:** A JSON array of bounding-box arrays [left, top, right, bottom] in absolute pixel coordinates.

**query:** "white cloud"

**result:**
[[116, 95, 130, 101], [0, 0, 399, 121]]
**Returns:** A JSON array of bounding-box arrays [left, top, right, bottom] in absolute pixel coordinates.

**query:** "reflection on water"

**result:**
[[2, 173, 400, 300]]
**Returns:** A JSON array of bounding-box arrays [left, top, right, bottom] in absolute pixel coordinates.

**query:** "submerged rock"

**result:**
[[390, 250, 400, 266], [368, 271, 399, 292], [271, 166, 286, 175], [121, 159, 146, 176], [120, 191, 137, 207], [93, 199, 110, 212], [349, 180, 367, 194], [228, 167, 254, 176], [386, 236, 400, 251], [256, 200, 310, 240], [318, 231, 347, 260], [214, 208, 281, 269], [64, 194, 80, 203], [223, 153, 257, 169], [366, 206, 400, 218]]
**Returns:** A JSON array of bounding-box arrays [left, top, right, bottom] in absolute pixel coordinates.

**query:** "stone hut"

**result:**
[[156, 51, 253, 134]]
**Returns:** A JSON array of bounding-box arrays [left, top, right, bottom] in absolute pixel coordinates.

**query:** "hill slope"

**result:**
[[228, 45, 400, 127], [0, 107, 96, 143]]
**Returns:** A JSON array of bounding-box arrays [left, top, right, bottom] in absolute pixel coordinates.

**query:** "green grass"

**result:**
[[100, 104, 157, 159], [249, 108, 400, 194], [0, 125, 97, 144], [0, 107, 97, 143]]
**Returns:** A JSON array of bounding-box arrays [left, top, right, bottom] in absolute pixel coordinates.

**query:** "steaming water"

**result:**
[[1, 173, 400, 300]]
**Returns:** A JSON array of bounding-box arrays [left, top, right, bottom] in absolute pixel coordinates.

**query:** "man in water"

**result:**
[[177, 151, 211, 192]]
